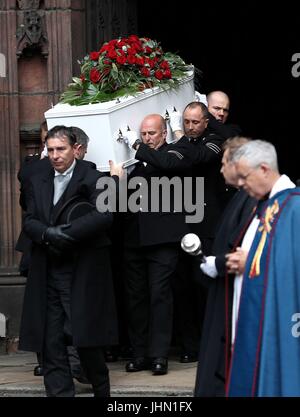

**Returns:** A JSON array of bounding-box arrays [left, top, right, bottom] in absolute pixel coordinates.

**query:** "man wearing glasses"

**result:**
[[226, 140, 299, 396]]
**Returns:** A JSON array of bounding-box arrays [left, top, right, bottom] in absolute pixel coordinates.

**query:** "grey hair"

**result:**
[[232, 140, 279, 171], [70, 126, 90, 146]]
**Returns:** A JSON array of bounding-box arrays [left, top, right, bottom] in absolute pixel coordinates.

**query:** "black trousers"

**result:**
[[123, 244, 179, 358], [172, 238, 212, 355], [36, 339, 82, 378], [43, 267, 109, 397]]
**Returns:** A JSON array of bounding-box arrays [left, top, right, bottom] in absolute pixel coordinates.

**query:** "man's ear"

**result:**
[[74, 142, 82, 150], [73, 142, 82, 157], [260, 163, 270, 175]]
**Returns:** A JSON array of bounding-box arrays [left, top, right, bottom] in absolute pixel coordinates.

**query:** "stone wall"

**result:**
[[0, 0, 137, 353]]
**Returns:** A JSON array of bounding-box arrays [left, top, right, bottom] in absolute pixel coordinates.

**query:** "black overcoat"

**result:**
[[19, 160, 118, 352], [194, 189, 257, 396]]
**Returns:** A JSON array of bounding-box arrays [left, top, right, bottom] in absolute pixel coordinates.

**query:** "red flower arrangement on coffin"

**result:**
[[60, 35, 193, 105]]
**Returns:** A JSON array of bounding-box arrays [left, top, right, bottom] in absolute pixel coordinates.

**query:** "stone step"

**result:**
[[0, 352, 197, 397]]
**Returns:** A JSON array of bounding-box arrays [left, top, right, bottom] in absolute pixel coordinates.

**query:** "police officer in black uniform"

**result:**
[[110, 114, 194, 375], [169, 102, 234, 362]]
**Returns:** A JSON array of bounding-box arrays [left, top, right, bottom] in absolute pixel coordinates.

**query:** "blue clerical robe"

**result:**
[[227, 188, 300, 397]]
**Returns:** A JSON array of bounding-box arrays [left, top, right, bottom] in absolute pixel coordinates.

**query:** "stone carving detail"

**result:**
[[17, 0, 40, 10], [16, 9, 48, 57]]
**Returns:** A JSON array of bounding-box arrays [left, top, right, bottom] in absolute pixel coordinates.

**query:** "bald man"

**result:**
[[206, 91, 241, 140], [112, 114, 193, 376]]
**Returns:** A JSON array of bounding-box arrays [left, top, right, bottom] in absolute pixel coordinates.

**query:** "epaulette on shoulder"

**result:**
[[167, 150, 184, 159], [205, 142, 221, 154]]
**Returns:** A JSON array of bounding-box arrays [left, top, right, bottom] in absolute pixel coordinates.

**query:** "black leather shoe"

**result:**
[[33, 365, 44, 376], [180, 353, 198, 363], [151, 357, 168, 375], [125, 357, 150, 372]]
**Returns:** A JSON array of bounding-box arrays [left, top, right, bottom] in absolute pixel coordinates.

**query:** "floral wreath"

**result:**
[[60, 35, 193, 105]]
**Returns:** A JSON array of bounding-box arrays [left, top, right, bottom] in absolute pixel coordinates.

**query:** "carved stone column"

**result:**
[[0, 1, 22, 277], [44, 0, 73, 105], [0, 0, 85, 352], [0, 0, 24, 353]]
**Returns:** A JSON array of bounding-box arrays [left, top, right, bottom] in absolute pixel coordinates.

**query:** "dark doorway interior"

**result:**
[[137, 2, 299, 180]]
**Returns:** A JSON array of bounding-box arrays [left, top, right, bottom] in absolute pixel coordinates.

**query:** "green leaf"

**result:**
[[59, 36, 195, 105], [72, 77, 82, 85]]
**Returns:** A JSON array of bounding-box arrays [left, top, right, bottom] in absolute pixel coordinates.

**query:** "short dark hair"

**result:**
[[183, 101, 209, 119], [70, 126, 90, 147], [45, 125, 76, 146]]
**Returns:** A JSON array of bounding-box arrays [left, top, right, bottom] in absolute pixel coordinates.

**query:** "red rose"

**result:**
[[90, 68, 101, 83], [154, 70, 164, 80], [117, 49, 125, 56], [89, 51, 100, 61], [140, 67, 151, 77], [145, 46, 153, 54], [108, 49, 117, 60], [108, 39, 118, 47], [163, 69, 172, 79], [160, 60, 170, 70], [135, 56, 145, 66], [117, 40, 126, 48], [145, 58, 155, 68], [116, 55, 126, 65], [127, 55, 136, 65], [127, 47, 137, 56], [99, 44, 109, 54], [128, 35, 140, 43], [131, 42, 142, 52]]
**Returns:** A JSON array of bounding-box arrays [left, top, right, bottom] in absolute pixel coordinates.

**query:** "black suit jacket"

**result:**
[[123, 142, 191, 247], [19, 160, 118, 352], [135, 133, 234, 240], [176, 132, 235, 238], [207, 113, 242, 140]]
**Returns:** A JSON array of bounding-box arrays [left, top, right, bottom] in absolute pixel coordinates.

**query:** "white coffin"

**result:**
[[45, 71, 194, 171]]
